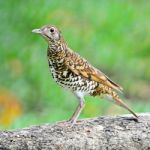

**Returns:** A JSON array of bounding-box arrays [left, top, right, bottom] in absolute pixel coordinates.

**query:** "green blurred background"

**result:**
[[0, 0, 150, 129]]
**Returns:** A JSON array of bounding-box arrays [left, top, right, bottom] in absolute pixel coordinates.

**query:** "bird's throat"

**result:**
[[47, 41, 67, 60]]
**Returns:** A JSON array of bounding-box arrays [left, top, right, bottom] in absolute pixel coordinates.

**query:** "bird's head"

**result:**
[[32, 25, 61, 43]]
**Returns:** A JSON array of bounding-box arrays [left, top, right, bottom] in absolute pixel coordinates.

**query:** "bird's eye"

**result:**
[[50, 28, 55, 33]]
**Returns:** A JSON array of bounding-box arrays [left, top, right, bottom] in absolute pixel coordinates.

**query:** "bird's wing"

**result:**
[[65, 50, 123, 92]]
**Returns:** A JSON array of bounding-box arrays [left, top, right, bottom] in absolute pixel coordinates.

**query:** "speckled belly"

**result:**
[[51, 69, 98, 95]]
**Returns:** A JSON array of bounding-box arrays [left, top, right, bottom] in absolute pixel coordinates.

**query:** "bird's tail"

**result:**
[[104, 90, 138, 119], [112, 95, 138, 118]]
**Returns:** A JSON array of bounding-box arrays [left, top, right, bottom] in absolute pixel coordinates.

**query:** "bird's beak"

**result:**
[[32, 28, 42, 34]]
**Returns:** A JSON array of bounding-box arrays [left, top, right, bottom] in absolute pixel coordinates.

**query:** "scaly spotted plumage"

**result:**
[[32, 25, 138, 126]]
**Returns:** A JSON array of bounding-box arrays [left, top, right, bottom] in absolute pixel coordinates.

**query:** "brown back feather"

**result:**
[[65, 49, 123, 92]]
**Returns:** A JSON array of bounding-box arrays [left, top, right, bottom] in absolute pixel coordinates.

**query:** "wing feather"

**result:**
[[65, 49, 123, 92]]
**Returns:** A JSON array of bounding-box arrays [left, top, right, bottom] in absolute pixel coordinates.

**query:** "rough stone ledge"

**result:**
[[0, 113, 150, 150]]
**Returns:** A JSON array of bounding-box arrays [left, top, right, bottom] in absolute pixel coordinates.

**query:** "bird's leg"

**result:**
[[57, 93, 85, 127], [68, 92, 85, 126]]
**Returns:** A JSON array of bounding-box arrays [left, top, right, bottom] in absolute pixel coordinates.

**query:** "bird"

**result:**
[[32, 25, 138, 126]]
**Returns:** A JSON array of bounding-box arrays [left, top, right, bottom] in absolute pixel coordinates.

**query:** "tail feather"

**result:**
[[103, 89, 138, 119], [106, 77, 123, 93], [96, 85, 138, 119], [113, 96, 138, 118]]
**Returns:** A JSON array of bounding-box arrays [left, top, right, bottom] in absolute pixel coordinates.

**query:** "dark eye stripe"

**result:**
[[45, 34, 54, 42]]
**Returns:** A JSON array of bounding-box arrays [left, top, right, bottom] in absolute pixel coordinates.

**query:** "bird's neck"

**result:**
[[47, 38, 67, 60]]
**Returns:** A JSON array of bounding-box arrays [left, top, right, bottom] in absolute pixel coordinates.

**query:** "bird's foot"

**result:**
[[125, 116, 139, 122], [57, 120, 71, 127], [57, 119, 82, 128]]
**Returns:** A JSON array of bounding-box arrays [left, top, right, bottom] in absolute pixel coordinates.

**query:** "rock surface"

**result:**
[[0, 114, 150, 150]]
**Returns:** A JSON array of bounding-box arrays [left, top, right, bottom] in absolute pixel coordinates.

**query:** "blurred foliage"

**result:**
[[0, 0, 150, 129], [0, 90, 22, 128]]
